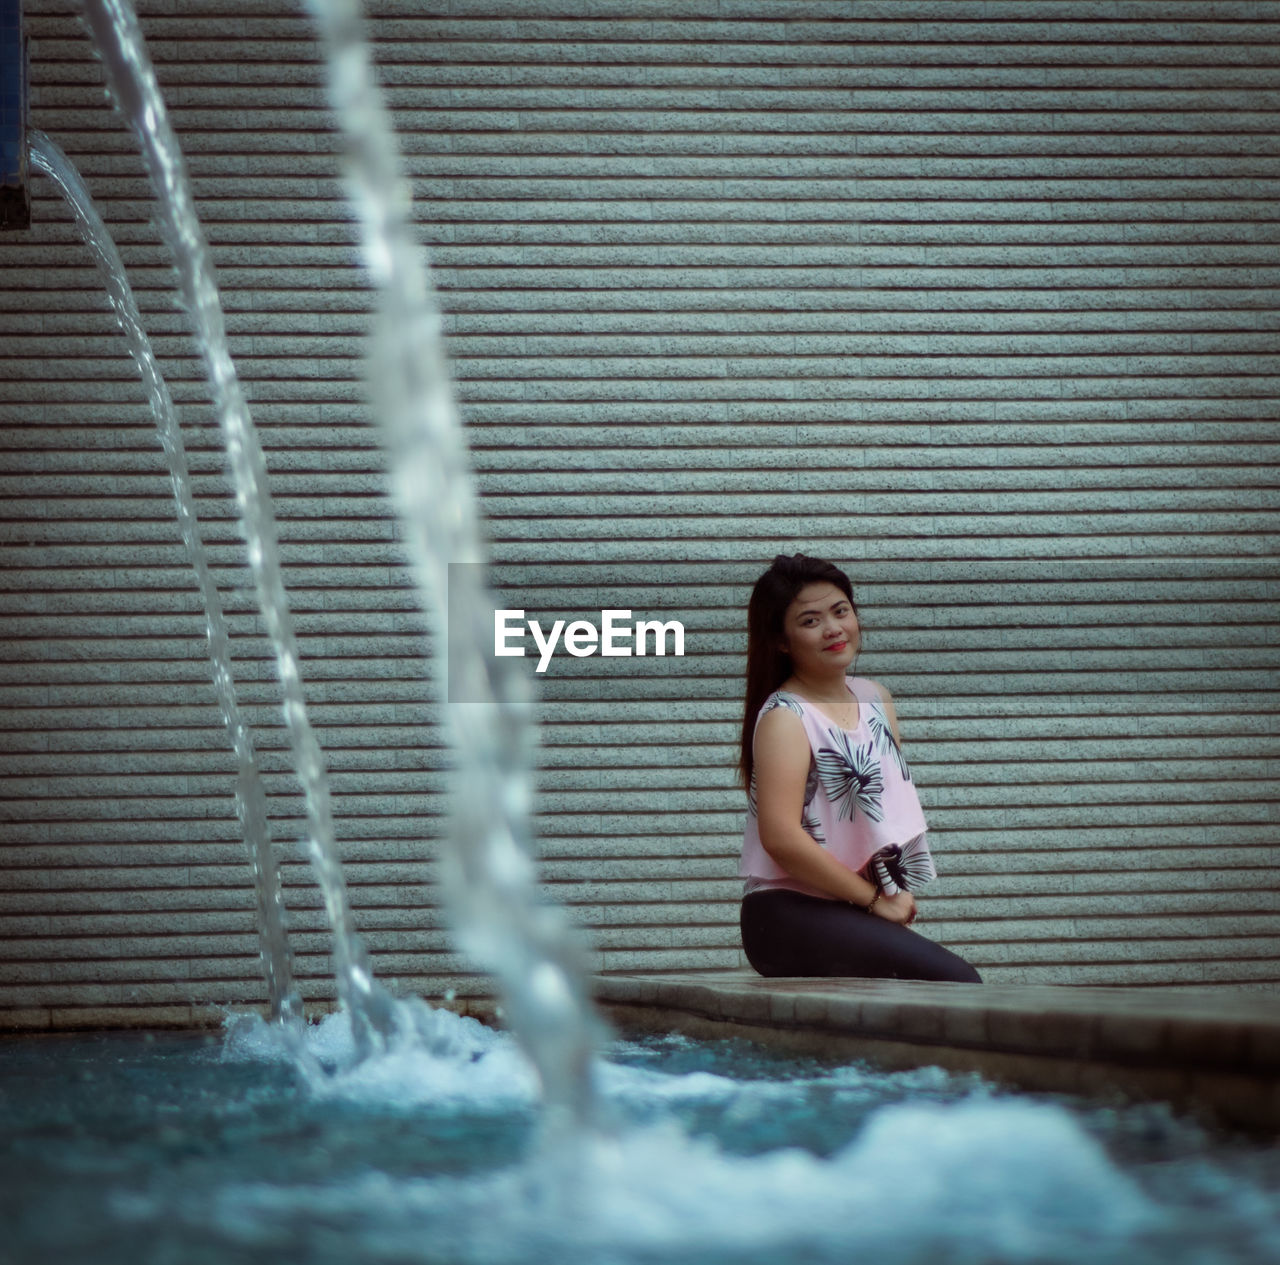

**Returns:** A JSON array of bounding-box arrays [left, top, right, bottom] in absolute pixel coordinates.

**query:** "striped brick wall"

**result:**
[[2, 0, 1278, 1028]]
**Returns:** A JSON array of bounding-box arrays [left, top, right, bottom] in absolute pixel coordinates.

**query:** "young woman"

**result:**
[[739, 553, 981, 982]]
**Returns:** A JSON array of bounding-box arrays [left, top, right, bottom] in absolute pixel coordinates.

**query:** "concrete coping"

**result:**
[[593, 971, 1280, 1135]]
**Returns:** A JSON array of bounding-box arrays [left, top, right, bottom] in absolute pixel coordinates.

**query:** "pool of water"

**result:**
[[2, 1004, 1279, 1265]]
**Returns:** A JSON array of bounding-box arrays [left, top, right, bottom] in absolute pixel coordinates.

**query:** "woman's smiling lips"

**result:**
[[824, 639, 848, 653]]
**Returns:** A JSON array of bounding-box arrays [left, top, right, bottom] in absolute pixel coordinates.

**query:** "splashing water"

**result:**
[[79, 0, 604, 1125], [80, 0, 396, 1056], [15, 1018, 1280, 1265], [27, 127, 302, 1034], [303, 0, 606, 1129]]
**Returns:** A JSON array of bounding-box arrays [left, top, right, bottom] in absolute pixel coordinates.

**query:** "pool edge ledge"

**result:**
[[593, 972, 1280, 1136]]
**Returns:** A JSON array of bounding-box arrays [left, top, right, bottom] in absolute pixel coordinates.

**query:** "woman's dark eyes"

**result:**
[[802, 606, 848, 624]]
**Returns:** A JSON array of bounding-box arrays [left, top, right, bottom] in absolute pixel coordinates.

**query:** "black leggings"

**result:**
[[741, 889, 981, 983]]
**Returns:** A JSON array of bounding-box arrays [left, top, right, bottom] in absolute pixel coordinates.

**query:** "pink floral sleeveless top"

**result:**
[[740, 676, 936, 899]]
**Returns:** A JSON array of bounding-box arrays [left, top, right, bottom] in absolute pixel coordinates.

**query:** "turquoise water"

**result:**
[[2, 1007, 1279, 1264]]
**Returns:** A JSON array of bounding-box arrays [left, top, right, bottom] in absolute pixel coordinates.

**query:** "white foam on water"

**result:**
[[219, 1002, 982, 1123], [106, 1014, 1276, 1263], [221, 1001, 541, 1110], [596, 1047, 982, 1126], [204, 1005, 1175, 1262], [189, 1096, 1157, 1264], [599, 1063, 746, 1105]]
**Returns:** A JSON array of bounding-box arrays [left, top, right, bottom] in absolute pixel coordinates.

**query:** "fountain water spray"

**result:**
[[303, 0, 605, 1130], [27, 127, 302, 1035], [79, 0, 604, 1126], [81, 0, 397, 1057]]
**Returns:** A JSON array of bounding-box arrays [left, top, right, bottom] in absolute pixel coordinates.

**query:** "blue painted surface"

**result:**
[[0, 0, 28, 226]]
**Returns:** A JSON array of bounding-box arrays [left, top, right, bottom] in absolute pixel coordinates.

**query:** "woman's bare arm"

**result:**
[[753, 706, 912, 916], [875, 680, 905, 744]]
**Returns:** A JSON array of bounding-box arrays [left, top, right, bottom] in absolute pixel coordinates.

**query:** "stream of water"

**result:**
[[77, 0, 603, 1121], [302, 0, 604, 1130], [81, 0, 399, 1058], [27, 127, 301, 1033]]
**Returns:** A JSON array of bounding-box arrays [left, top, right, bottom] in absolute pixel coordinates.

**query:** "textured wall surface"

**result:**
[[2, 0, 1278, 1028]]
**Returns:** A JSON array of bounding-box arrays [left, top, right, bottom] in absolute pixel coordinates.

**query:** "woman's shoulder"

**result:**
[[756, 689, 806, 726], [847, 675, 892, 705]]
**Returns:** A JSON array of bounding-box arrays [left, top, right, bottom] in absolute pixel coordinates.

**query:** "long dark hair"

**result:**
[[738, 553, 857, 792]]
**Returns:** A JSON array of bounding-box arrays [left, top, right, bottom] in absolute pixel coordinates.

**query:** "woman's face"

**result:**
[[779, 582, 860, 675]]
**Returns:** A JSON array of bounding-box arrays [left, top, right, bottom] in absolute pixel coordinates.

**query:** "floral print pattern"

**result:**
[[815, 728, 885, 823], [865, 695, 911, 782], [868, 834, 936, 892], [743, 680, 933, 893]]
